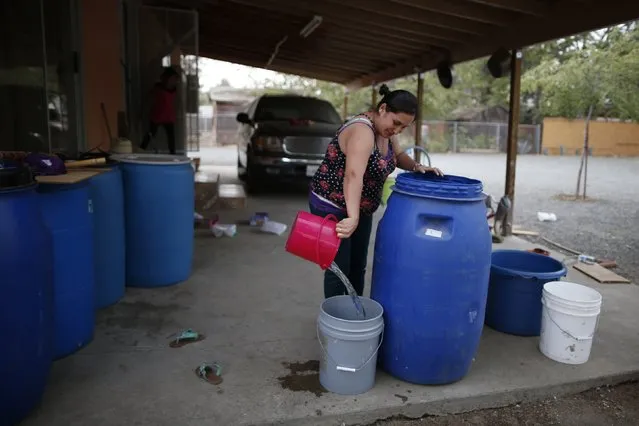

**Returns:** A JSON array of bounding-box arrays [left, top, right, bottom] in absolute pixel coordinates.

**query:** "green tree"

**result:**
[[522, 22, 639, 120], [246, 21, 639, 124]]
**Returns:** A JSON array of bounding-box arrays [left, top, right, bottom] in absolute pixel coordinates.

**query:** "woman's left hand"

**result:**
[[414, 164, 444, 176]]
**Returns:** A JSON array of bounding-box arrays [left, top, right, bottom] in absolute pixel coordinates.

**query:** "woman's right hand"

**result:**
[[336, 217, 359, 239]]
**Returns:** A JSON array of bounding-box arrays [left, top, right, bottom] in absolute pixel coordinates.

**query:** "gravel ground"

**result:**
[[429, 153, 639, 284], [373, 381, 639, 426], [200, 147, 639, 283]]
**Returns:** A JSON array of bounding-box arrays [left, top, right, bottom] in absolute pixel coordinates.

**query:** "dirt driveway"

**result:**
[[374, 381, 639, 426]]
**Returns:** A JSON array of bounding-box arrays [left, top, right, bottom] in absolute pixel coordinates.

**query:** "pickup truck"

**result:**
[[236, 94, 343, 192]]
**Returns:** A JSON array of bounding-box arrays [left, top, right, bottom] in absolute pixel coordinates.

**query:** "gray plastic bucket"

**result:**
[[317, 295, 384, 395]]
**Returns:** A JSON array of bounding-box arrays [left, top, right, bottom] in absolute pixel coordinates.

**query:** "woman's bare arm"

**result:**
[[391, 136, 443, 175], [340, 124, 375, 221], [390, 136, 417, 171]]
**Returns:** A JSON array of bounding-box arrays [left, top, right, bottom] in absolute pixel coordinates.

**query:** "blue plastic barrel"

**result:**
[[38, 181, 95, 359], [87, 167, 126, 308], [485, 250, 567, 336], [371, 172, 492, 385], [112, 154, 194, 287], [0, 163, 54, 425]]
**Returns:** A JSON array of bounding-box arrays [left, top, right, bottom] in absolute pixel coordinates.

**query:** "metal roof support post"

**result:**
[[371, 83, 377, 110], [342, 87, 349, 121], [414, 71, 425, 162], [503, 49, 523, 236]]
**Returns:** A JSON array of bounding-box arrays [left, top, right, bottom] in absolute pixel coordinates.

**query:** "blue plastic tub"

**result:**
[[485, 250, 567, 336]]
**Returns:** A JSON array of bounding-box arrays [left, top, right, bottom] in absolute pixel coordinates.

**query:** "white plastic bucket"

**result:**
[[539, 281, 603, 365], [317, 295, 384, 395]]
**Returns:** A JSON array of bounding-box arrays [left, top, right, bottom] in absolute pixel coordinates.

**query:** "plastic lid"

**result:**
[[0, 160, 36, 190], [111, 153, 192, 165], [394, 172, 484, 201]]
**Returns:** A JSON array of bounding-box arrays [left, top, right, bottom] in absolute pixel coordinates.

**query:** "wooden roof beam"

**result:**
[[224, 0, 473, 42], [205, 43, 373, 74], [200, 51, 353, 84], [197, 35, 422, 71], [345, 0, 639, 90], [466, 0, 549, 17], [200, 43, 361, 79], [321, 0, 501, 32], [198, 17, 428, 57], [214, 0, 460, 48], [389, 0, 517, 26]]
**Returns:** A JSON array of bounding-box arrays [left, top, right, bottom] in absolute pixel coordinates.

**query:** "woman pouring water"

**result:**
[[309, 84, 444, 299]]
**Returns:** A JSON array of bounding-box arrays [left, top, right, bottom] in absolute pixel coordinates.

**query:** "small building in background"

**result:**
[[204, 84, 255, 147]]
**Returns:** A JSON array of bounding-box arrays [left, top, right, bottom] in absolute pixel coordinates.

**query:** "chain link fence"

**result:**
[[420, 121, 542, 154], [196, 111, 239, 147], [201, 112, 542, 154], [213, 112, 240, 146], [188, 105, 214, 146]]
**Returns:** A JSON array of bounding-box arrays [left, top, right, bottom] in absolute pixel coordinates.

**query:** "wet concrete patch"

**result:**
[[278, 360, 327, 397], [98, 300, 184, 337], [170, 288, 194, 301]]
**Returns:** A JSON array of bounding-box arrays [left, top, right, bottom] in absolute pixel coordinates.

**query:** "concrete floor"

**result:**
[[22, 190, 639, 426]]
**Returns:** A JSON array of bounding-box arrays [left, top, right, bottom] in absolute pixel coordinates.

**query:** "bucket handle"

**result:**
[[316, 324, 384, 373], [517, 256, 579, 280], [510, 267, 568, 281], [544, 307, 600, 342], [316, 214, 338, 269]]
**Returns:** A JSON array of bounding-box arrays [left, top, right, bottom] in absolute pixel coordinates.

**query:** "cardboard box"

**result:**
[[194, 172, 220, 217], [218, 183, 247, 210]]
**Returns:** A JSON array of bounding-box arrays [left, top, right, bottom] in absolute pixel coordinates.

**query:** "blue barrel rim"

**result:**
[[36, 179, 90, 193], [111, 153, 191, 165], [0, 181, 38, 194], [491, 249, 567, 281], [392, 172, 485, 201], [0, 160, 37, 192]]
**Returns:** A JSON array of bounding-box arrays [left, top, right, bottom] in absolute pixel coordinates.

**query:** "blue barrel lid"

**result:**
[[111, 153, 191, 165], [394, 171, 484, 201], [0, 160, 36, 190]]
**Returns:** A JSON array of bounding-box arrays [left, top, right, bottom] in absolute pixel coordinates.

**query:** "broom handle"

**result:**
[[65, 157, 107, 168]]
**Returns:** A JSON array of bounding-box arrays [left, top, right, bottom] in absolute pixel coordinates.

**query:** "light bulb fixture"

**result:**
[[300, 15, 323, 38]]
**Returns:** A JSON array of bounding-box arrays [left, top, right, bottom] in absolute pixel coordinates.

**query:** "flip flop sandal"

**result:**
[[195, 362, 223, 385], [168, 329, 205, 348]]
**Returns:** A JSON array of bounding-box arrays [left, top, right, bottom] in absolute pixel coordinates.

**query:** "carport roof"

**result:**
[[150, 0, 639, 90]]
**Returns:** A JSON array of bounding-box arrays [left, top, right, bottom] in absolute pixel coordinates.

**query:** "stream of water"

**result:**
[[328, 261, 367, 319]]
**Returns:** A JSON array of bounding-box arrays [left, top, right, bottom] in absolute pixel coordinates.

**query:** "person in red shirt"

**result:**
[[140, 67, 179, 154]]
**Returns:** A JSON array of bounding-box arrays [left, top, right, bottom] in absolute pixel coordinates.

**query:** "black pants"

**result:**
[[141, 122, 176, 154], [309, 203, 374, 299]]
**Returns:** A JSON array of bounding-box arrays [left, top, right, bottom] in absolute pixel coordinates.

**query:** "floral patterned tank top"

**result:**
[[310, 114, 396, 215]]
